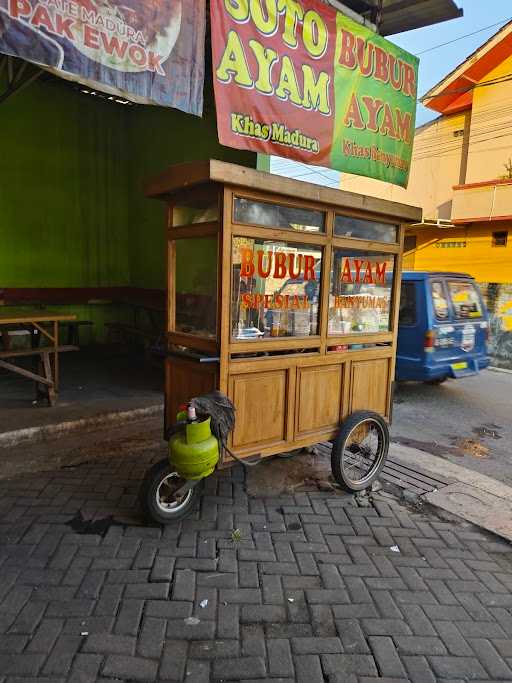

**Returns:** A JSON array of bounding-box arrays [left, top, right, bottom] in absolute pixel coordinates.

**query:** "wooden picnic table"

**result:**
[[0, 313, 78, 406]]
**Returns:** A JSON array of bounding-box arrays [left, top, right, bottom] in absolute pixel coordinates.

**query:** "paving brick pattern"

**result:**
[[1, 451, 512, 681]]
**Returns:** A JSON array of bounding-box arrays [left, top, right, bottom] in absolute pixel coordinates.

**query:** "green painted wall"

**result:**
[[1, 75, 132, 287], [0, 76, 255, 341]]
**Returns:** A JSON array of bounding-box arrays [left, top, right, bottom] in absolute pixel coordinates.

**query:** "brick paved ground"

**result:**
[[1, 448, 512, 682]]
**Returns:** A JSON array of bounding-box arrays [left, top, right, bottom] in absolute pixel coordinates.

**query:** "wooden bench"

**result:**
[[1, 321, 93, 348], [0, 345, 78, 359], [0, 313, 78, 406], [0, 345, 78, 406], [0, 288, 165, 354]]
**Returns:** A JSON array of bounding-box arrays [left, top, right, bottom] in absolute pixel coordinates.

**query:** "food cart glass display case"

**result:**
[[145, 160, 421, 481]]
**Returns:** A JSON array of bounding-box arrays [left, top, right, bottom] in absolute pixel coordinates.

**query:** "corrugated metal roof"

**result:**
[[340, 0, 462, 35]]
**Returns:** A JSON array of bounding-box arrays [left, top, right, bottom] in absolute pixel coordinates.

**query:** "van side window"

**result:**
[[447, 281, 483, 319], [399, 283, 416, 325], [431, 282, 449, 320]]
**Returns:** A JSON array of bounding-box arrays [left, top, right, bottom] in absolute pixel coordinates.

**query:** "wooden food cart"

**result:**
[[143, 160, 421, 519]]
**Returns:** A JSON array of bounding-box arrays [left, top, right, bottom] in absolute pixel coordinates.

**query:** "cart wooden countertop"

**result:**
[[145, 159, 423, 223], [0, 313, 77, 324]]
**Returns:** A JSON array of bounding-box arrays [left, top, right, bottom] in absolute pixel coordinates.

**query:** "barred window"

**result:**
[[492, 231, 508, 247]]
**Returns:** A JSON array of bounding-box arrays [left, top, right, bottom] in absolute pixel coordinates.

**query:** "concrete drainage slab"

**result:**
[[379, 457, 453, 495], [247, 442, 453, 499], [316, 442, 453, 495]]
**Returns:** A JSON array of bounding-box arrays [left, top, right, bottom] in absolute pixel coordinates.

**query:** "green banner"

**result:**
[[331, 13, 419, 188]]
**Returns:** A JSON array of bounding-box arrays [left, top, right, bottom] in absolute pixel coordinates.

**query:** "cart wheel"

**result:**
[[139, 459, 202, 524], [331, 411, 389, 492]]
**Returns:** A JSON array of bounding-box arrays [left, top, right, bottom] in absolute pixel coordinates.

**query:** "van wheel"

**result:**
[[425, 377, 447, 385], [139, 459, 202, 524], [331, 411, 389, 492]]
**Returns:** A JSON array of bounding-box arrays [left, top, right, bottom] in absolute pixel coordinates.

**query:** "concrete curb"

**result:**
[[390, 441, 512, 541], [488, 365, 512, 375], [0, 404, 164, 448]]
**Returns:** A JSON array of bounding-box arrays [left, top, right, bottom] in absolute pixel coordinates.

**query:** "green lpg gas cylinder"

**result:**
[[169, 415, 219, 480]]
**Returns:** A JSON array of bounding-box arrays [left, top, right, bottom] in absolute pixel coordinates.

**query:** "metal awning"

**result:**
[[338, 0, 462, 35]]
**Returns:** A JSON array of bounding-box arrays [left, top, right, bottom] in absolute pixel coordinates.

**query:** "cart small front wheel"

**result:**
[[331, 411, 389, 492], [139, 459, 202, 524]]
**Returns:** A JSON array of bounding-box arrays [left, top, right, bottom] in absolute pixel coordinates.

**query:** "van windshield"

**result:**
[[447, 281, 483, 319]]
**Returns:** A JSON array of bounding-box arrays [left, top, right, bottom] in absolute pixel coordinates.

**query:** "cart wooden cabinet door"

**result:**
[[349, 358, 391, 415], [229, 368, 293, 452], [295, 363, 344, 438]]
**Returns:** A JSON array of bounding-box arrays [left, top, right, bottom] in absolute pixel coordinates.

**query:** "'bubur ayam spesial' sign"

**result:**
[[239, 248, 389, 310], [211, 0, 419, 187]]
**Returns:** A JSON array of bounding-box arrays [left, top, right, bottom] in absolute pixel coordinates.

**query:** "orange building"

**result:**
[[342, 21, 512, 367]]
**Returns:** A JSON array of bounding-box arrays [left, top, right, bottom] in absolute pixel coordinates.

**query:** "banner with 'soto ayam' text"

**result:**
[[211, 0, 419, 187], [0, 0, 205, 113]]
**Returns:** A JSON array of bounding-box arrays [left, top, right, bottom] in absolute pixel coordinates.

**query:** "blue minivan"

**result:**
[[396, 272, 490, 383]]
